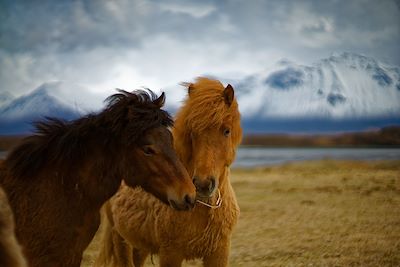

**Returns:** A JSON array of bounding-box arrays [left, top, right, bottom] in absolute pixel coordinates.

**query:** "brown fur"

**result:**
[[0, 90, 195, 267], [0, 184, 27, 267], [95, 77, 242, 267]]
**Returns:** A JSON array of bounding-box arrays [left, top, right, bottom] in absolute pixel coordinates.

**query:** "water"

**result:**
[[233, 147, 400, 168], [2, 148, 400, 168]]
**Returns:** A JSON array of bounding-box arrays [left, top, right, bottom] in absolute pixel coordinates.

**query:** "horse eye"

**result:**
[[223, 129, 231, 137], [143, 146, 156, 156]]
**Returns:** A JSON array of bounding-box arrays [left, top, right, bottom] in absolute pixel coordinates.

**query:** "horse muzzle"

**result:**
[[168, 194, 196, 211], [193, 175, 218, 198]]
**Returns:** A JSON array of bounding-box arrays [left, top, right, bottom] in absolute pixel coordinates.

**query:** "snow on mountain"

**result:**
[[0, 82, 105, 134], [233, 52, 400, 119], [0, 82, 105, 119]]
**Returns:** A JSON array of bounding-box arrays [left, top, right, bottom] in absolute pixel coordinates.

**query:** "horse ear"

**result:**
[[154, 92, 166, 107], [223, 84, 234, 106], [188, 84, 194, 95], [180, 82, 193, 96]]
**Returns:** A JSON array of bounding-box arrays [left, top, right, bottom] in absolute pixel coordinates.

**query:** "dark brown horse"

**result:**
[[0, 90, 196, 267]]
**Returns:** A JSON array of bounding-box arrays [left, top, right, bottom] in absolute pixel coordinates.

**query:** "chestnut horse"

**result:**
[[0, 90, 196, 267], [95, 78, 242, 267]]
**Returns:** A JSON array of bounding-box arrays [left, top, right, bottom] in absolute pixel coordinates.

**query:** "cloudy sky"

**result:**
[[1, 0, 399, 97]]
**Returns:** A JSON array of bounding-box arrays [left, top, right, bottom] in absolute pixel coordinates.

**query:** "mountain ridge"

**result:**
[[1, 52, 399, 134], [0, 81, 104, 134], [232, 52, 400, 120]]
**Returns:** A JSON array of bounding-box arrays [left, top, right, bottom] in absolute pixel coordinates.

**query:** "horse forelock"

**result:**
[[175, 77, 242, 146], [105, 89, 163, 109], [105, 89, 173, 140]]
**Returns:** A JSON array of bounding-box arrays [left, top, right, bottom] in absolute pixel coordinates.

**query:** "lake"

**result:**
[[233, 147, 400, 168], [1, 148, 400, 168]]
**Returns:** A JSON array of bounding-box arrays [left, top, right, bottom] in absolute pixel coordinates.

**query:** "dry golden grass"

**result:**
[[82, 160, 400, 267]]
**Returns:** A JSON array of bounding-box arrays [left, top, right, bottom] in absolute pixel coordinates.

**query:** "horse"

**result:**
[[94, 77, 242, 267], [0, 89, 196, 267], [0, 185, 27, 267]]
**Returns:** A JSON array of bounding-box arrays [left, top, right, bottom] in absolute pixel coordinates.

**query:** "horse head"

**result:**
[[107, 90, 196, 210], [174, 78, 242, 199]]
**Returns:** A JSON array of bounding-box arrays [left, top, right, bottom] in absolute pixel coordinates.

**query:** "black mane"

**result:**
[[5, 89, 173, 179]]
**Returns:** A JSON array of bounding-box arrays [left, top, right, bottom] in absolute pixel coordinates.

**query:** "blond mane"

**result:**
[[175, 77, 242, 147]]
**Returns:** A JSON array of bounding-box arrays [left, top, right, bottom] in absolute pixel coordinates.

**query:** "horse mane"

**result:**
[[5, 89, 173, 180], [175, 77, 242, 146]]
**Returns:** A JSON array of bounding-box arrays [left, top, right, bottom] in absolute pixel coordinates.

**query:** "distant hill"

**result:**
[[1, 126, 399, 152], [242, 126, 400, 147], [0, 82, 104, 134], [227, 52, 400, 133], [232, 52, 400, 119]]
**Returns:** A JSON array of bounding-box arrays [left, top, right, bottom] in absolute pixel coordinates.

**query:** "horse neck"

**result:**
[[65, 115, 127, 195], [76, 146, 124, 206], [46, 129, 125, 206]]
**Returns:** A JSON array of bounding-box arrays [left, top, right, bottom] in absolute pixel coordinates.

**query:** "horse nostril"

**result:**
[[193, 176, 216, 194], [192, 176, 199, 186], [184, 194, 195, 209], [209, 177, 216, 192]]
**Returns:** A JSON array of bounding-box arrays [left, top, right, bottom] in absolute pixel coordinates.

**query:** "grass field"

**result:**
[[82, 160, 400, 267]]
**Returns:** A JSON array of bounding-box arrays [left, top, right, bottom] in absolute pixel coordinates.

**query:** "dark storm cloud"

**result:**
[[1, 0, 398, 58], [0, 0, 229, 54], [395, 0, 400, 9], [213, 0, 400, 62], [0, 0, 149, 53]]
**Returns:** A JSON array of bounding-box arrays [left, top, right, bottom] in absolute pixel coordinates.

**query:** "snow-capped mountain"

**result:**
[[0, 82, 104, 134], [233, 52, 400, 119]]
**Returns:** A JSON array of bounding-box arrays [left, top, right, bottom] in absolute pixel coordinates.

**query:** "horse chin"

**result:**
[[195, 188, 217, 200]]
